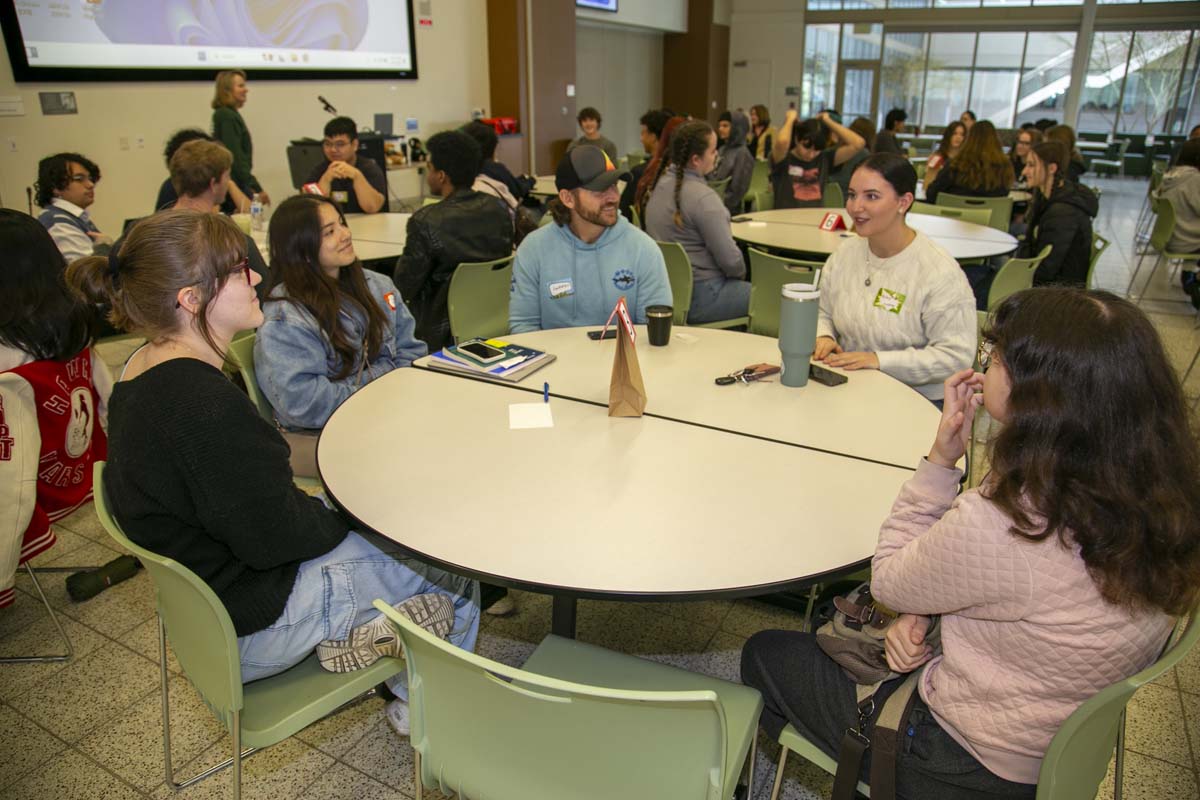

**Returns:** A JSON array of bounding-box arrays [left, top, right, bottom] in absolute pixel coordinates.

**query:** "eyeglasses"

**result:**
[[977, 339, 995, 372], [175, 257, 251, 308], [323, 138, 354, 151]]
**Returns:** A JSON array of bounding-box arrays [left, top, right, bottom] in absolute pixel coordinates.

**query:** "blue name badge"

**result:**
[[549, 279, 574, 299]]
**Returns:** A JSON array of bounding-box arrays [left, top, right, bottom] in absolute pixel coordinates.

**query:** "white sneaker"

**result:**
[[484, 595, 517, 616], [385, 698, 410, 737], [316, 593, 454, 673]]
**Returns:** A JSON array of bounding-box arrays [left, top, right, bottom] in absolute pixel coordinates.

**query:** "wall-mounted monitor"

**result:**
[[576, 0, 618, 11], [0, 0, 418, 82]]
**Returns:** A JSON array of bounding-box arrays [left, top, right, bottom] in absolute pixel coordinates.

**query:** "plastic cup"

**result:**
[[646, 305, 673, 346], [778, 284, 821, 387]]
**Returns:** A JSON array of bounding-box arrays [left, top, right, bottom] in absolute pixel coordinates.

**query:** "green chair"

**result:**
[[422, 196, 441, 207], [631, 203, 643, 230], [822, 182, 844, 209], [935, 192, 1014, 233], [747, 248, 822, 337], [627, 151, 648, 169], [770, 607, 1200, 800], [708, 176, 733, 204], [538, 210, 555, 227], [373, 599, 764, 800], [447, 255, 515, 343], [92, 463, 402, 800], [1126, 196, 1200, 305], [987, 245, 1052, 311], [742, 160, 771, 211], [1134, 161, 1166, 240], [656, 241, 750, 329], [909, 202, 992, 227], [226, 331, 323, 492], [0, 562, 74, 664], [1091, 139, 1130, 179], [1086, 233, 1110, 291], [749, 188, 774, 213]]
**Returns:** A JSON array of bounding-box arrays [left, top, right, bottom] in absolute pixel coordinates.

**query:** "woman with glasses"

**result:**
[[745, 288, 1199, 799], [253, 194, 426, 433], [1009, 127, 1042, 183], [1, 210, 111, 610], [66, 209, 479, 733]]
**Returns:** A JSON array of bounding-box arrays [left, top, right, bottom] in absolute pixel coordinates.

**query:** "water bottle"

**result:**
[[250, 193, 264, 232]]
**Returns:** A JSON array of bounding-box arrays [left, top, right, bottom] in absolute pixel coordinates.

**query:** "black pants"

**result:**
[[740, 630, 1036, 800]]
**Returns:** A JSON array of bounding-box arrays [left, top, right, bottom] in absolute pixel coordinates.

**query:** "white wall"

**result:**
[[727, 0, 805, 129], [0, 0, 490, 235], [575, 22, 664, 158], [576, 1, 687, 34]]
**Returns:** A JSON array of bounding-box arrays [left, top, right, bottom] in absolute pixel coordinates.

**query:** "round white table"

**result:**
[[324, 328, 938, 637], [731, 209, 1018, 261], [530, 176, 558, 198]]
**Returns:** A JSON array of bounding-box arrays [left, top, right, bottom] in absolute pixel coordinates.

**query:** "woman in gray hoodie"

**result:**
[[645, 121, 750, 323], [710, 110, 755, 215]]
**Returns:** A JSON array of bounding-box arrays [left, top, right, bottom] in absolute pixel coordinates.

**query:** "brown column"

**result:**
[[663, 0, 730, 126], [486, 0, 577, 175]]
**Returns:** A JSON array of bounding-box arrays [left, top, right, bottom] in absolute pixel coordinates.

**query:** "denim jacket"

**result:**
[[254, 270, 428, 430]]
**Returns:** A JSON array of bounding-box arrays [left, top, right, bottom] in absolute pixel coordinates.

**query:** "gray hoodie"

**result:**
[[1157, 166, 1200, 254], [711, 111, 754, 215]]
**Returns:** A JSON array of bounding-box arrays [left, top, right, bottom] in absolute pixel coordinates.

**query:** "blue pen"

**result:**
[[543, 382, 549, 403]]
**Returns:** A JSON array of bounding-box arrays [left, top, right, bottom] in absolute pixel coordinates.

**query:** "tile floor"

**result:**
[[3, 175, 1200, 799]]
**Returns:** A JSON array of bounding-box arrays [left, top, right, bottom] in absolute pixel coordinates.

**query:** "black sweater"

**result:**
[[105, 358, 349, 636], [1022, 180, 1099, 287]]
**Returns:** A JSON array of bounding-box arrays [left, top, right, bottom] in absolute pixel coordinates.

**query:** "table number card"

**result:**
[[818, 212, 846, 231]]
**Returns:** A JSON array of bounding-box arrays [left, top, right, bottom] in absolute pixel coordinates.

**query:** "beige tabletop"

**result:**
[[251, 222, 404, 263], [1076, 140, 1110, 152], [319, 368, 914, 602], [531, 176, 558, 197], [422, 326, 940, 470], [731, 208, 1018, 260], [915, 181, 1031, 204]]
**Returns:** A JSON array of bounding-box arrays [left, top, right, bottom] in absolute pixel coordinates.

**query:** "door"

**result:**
[[836, 61, 880, 125]]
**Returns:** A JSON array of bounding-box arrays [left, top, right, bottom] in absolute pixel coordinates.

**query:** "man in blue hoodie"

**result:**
[[510, 145, 672, 332]]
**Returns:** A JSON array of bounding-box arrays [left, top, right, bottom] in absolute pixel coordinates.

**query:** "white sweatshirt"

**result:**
[[816, 231, 976, 400]]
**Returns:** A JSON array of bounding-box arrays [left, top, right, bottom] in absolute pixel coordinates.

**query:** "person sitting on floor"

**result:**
[[1, 210, 111, 610], [305, 116, 388, 214], [393, 130, 514, 352], [36, 152, 113, 264], [645, 121, 749, 324], [743, 287, 1199, 799], [769, 109, 866, 209], [67, 209, 480, 739], [1019, 140, 1098, 288], [510, 145, 672, 333]]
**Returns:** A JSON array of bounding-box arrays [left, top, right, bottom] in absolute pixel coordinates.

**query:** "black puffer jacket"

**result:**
[[1022, 180, 1099, 287], [393, 188, 514, 351]]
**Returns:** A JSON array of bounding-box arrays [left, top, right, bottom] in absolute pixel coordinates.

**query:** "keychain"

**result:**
[[715, 363, 781, 386]]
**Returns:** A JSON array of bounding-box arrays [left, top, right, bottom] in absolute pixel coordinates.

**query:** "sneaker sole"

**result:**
[[316, 593, 454, 673]]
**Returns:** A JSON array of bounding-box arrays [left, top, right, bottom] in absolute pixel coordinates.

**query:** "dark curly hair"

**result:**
[[425, 130, 482, 190], [36, 152, 101, 208], [162, 128, 211, 168], [462, 121, 499, 160], [981, 288, 1200, 617]]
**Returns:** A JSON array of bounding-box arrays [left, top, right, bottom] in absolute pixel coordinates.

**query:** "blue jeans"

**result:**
[[688, 276, 750, 324], [237, 531, 481, 691]]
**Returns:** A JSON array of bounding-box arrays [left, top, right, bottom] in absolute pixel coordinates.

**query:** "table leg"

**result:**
[[551, 595, 577, 639]]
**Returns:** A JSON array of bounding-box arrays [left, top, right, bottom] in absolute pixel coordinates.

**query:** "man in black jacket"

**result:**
[[393, 130, 514, 352]]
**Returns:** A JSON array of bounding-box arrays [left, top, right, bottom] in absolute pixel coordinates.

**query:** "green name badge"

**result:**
[[873, 288, 906, 314]]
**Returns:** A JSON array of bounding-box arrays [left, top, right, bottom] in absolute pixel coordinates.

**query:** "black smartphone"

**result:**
[[730, 216, 753, 223], [809, 364, 848, 387], [587, 329, 618, 340]]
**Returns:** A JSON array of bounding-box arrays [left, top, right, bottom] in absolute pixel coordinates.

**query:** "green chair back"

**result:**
[[1149, 195, 1178, 255], [935, 192, 1013, 232], [627, 152, 648, 169], [655, 241, 749, 329], [538, 210, 555, 227], [1090, 139, 1130, 177], [744, 159, 771, 203], [910, 202, 992, 227], [447, 256, 515, 344], [374, 599, 763, 800], [987, 244, 1052, 310], [822, 182, 844, 209], [1087, 233, 1109, 290], [94, 462, 402, 797], [708, 176, 733, 202], [631, 203, 643, 230], [422, 196, 441, 207], [749, 188, 774, 213], [226, 331, 273, 425], [1036, 610, 1200, 799], [747, 248, 822, 337]]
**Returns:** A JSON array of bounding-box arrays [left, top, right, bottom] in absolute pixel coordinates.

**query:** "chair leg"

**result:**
[[802, 584, 820, 633], [746, 732, 757, 800], [414, 749, 423, 800], [158, 616, 257, 792], [770, 740, 790, 800], [1125, 249, 1151, 297], [0, 562, 74, 664], [1134, 255, 1166, 306], [1114, 710, 1126, 800]]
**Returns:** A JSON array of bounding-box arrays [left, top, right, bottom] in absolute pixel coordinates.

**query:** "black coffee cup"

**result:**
[[646, 305, 673, 346]]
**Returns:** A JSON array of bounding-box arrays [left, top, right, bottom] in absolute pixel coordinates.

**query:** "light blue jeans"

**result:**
[[237, 531, 481, 695], [689, 276, 751, 324]]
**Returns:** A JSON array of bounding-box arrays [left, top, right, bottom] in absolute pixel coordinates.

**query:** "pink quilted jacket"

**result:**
[[871, 460, 1174, 784]]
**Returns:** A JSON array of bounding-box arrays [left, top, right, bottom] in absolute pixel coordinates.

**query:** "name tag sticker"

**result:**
[[549, 279, 574, 299], [873, 288, 907, 314], [383, 291, 397, 311], [332, 190, 349, 204], [788, 165, 806, 177]]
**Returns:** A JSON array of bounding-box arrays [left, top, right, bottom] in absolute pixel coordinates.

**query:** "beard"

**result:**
[[574, 197, 618, 228]]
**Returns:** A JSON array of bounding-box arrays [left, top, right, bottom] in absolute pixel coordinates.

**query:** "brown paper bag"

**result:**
[[602, 297, 647, 417]]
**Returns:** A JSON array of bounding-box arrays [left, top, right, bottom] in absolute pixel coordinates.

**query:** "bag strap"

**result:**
[[830, 666, 925, 800]]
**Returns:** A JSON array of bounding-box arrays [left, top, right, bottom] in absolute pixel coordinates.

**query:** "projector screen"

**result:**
[[0, 0, 417, 81]]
